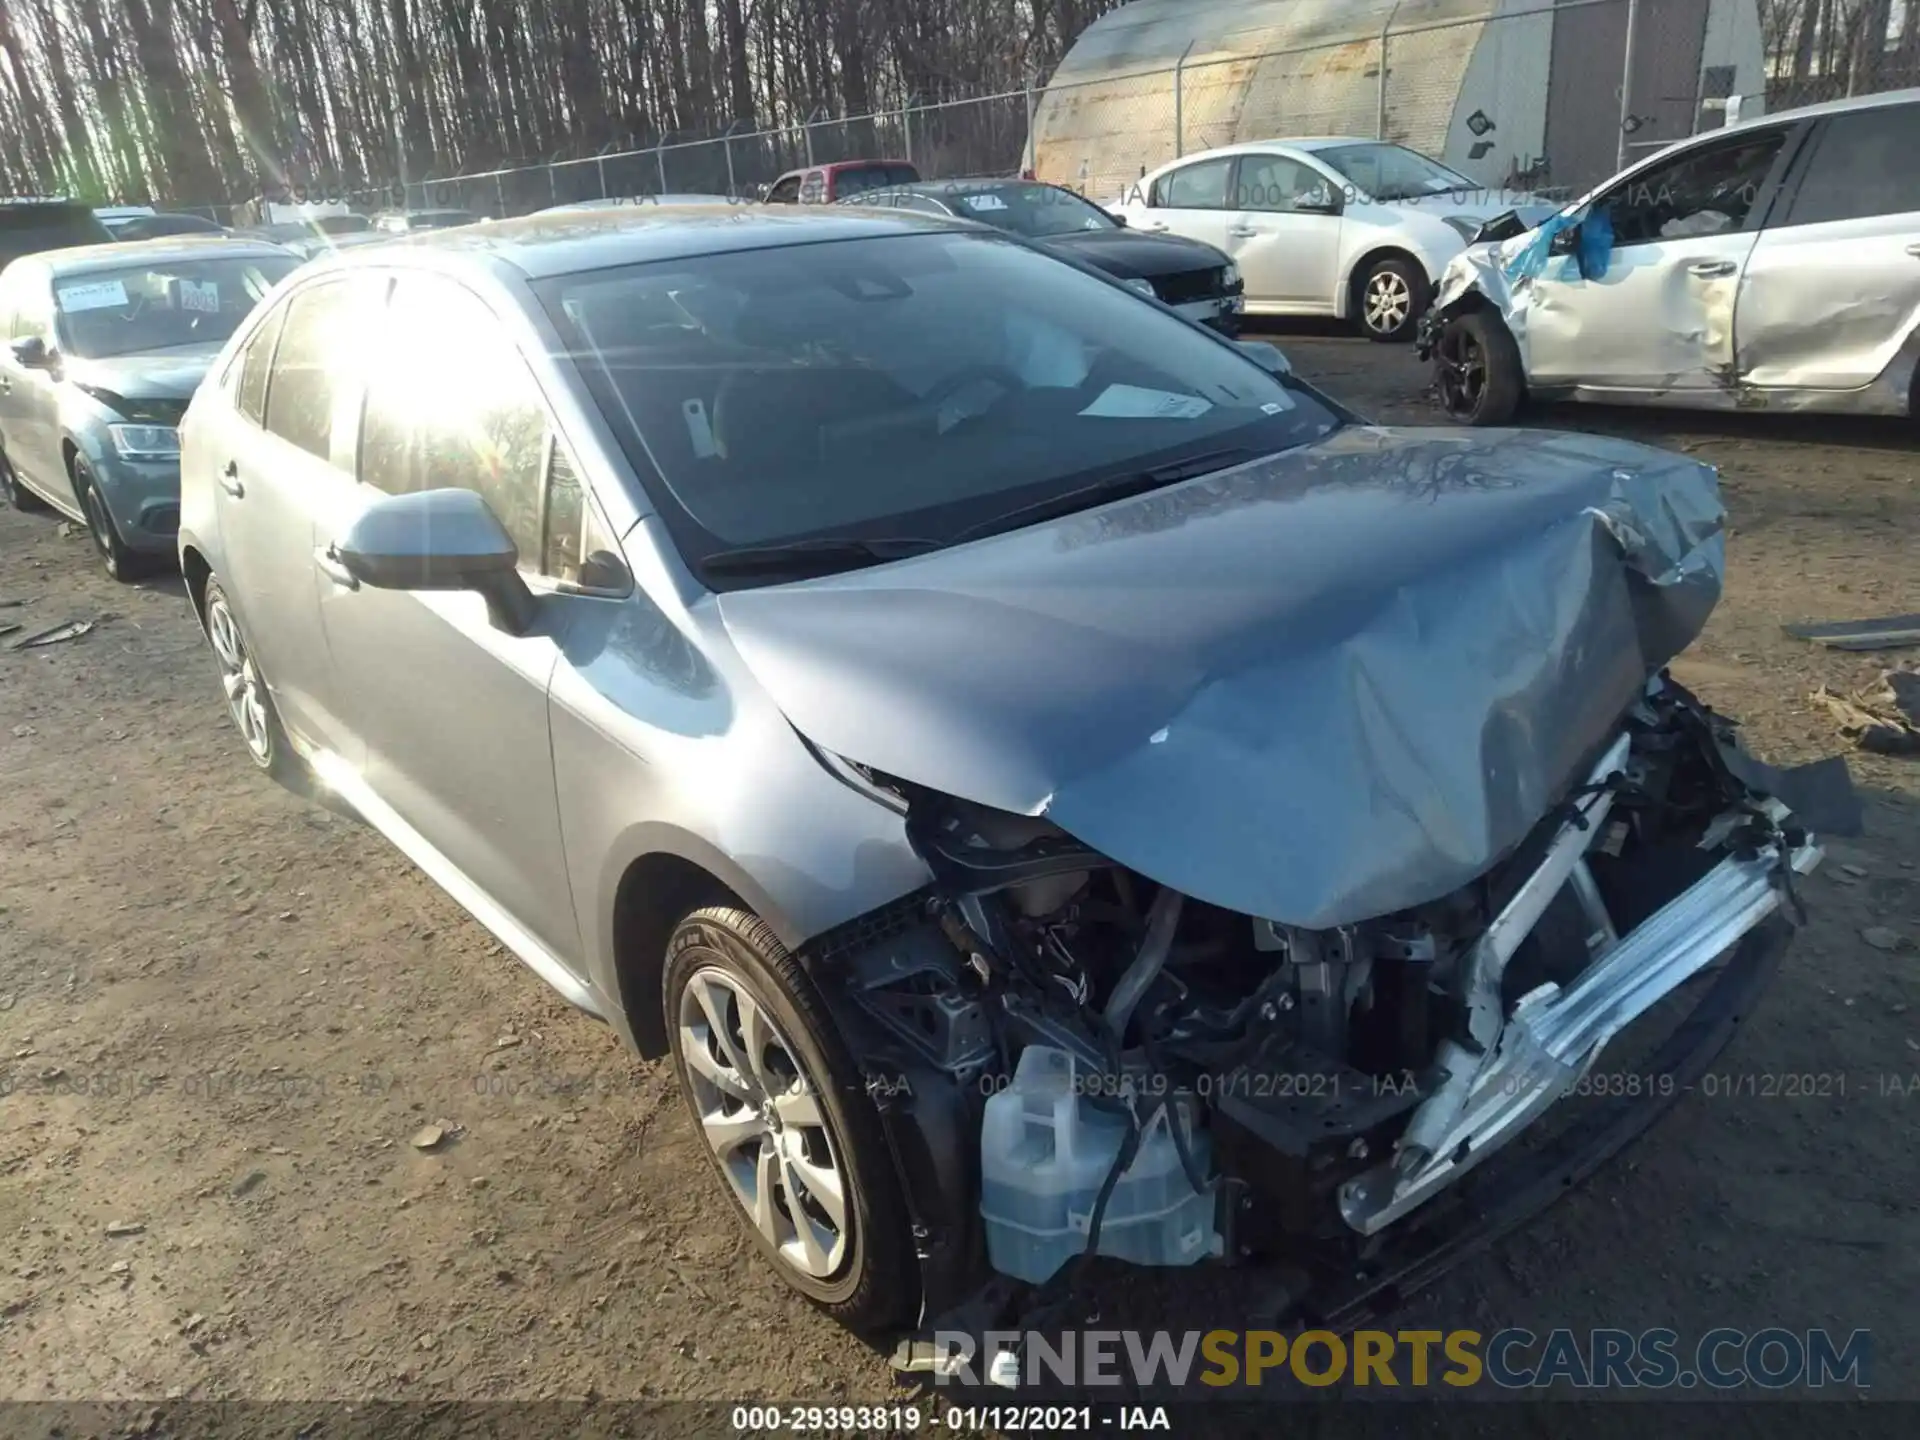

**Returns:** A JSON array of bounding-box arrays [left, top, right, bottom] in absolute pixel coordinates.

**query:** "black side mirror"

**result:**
[[10, 335, 51, 370], [334, 488, 540, 634], [1549, 222, 1583, 258], [1111, 213, 1128, 228], [1295, 188, 1344, 216]]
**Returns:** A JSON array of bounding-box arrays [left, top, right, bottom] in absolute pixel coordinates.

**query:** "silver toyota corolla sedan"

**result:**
[[178, 205, 1852, 1345]]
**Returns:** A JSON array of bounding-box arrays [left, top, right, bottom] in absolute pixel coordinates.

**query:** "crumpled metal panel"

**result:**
[[715, 426, 1727, 930]]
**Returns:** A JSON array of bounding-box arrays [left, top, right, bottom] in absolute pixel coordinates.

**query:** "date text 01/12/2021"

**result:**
[[730, 1405, 1169, 1432]]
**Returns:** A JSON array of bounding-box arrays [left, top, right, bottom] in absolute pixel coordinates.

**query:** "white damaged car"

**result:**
[[1420, 88, 1920, 424]]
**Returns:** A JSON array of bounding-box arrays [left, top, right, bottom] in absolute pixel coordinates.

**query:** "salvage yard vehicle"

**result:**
[[177, 205, 1853, 1344], [0, 236, 298, 577], [3, 197, 114, 267], [764, 159, 921, 204], [1111, 140, 1556, 342], [842, 178, 1245, 335], [1422, 87, 1920, 424]]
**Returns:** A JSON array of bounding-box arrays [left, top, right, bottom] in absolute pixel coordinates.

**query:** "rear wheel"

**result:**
[[665, 906, 919, 1333], [202, 579, 305, 786], [1434, 308, 1524, 425], [1356, 256, 1429, 343], [74, 458, 157, 582], [0, 445, 46, 511]]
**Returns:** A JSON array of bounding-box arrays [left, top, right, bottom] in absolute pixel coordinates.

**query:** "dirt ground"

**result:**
[[2, 330, 1917, 1411]]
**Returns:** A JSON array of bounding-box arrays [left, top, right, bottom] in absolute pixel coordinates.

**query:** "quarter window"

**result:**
[[1151, 158, 1232, 210], [1595, 130, 1787, 247], [236, 304, 286, 426], [1782, 105, 1920, 227], [358, 275, 551, 568]]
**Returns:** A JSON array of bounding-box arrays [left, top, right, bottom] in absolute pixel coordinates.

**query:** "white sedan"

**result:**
[[1111, 138, 1555, 341]]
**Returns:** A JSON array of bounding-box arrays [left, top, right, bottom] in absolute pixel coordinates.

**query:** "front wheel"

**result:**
[[1356, 257, 1429, 343], [74, 459, 157, 582], [665, 906, 919, 1333], [1433, 308, 1525, 425]]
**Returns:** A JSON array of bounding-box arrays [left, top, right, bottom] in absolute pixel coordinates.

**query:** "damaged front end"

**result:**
[[813, 676, 1853, 1343]]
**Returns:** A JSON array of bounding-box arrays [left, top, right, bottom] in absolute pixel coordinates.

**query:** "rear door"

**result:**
[[13, 266, 73, 503], [1223, 153, 1344, 310], [314, 271, 598, 966], [1133, 156, 1234, 255], [214, 274, 387, 752], [1735, 101, 1920, 392], [1524, 125, 1799, 391]]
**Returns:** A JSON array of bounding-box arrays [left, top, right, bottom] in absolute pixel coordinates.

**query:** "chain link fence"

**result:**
[[205, 0, 1920, 222]]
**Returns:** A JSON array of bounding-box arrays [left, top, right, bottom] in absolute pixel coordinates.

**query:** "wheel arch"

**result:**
[[1342, 243, 1431, 320], [606, 841, 757, 1060], [180, 544, 214, 625]]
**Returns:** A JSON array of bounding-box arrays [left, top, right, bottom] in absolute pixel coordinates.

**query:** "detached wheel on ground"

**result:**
[[1434, 308, 1524, 425], [201, 578, 305, 786], [1356, 256, 1429, 343], [73, 458, 157, 581], [0, 445, 46, 511], [665, 906, 919, 1333]]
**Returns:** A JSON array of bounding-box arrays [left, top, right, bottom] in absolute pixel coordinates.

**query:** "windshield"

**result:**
[[537, 230, 1339, 584], [55, 255, 297, 359], [1315, 143, 1476, 203], [945, 184, 1119, 237]]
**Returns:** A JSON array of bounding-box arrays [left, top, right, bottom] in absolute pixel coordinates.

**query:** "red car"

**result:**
[[763, 159, 920, 204]]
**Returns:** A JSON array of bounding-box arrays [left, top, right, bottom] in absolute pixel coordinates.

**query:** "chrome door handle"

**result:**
[[313, 545, 359, 590], [1145, 221, 1168, 231], [1227, 225, 1256, 238], [217, 460, 244, 498], [1905, 242, 1920, 257], [1686, 259, 1737, 279]]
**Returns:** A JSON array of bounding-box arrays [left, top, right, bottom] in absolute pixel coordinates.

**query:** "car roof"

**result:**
[[314, 203, 973, 280], [1712, 83, 1920, 136], [1152, 136, 1382, 169], [33, 235, 298, 274]]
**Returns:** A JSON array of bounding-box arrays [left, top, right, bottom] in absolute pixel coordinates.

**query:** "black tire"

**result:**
[[1433, 308, 1524, 425], [201, 578, 306, 786], [73, 457, 158, 582], [0, 444, 47, 512], [665, 906, 919, 1333], [1355, 256, 1430, 343]]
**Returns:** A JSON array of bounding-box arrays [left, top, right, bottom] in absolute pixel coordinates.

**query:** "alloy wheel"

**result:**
[[206, 594, 273, 766], [677, 967, 850, 1279], [1364, 268, 1414, 335], [1437, 324, 1487, 417]]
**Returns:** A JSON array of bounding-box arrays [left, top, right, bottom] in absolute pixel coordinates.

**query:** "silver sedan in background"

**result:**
[[175, 205, 1843, 1341]]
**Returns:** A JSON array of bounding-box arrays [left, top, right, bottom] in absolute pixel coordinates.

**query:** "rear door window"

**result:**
[[1151, 158, 1232, 210], [1780, 103, 1920, 226], [799, 171, 828, 203]]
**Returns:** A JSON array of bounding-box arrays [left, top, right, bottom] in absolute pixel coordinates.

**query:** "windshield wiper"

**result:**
[[949, 448, 1260, 545], [701, 534, 942, 577]]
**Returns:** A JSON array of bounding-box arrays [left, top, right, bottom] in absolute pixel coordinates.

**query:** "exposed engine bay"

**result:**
[[809, 673, 1851, 1324]]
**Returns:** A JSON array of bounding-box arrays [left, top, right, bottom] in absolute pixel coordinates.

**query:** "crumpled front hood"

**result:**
[[717, 426, 1725, 928], [66, 344, 222, 402]]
